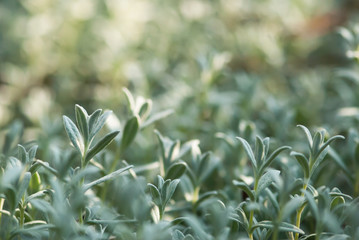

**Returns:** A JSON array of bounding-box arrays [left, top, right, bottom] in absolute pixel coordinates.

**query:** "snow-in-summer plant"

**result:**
[[0, 87, 358, 239]]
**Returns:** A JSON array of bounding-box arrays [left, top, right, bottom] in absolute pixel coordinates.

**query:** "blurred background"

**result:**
[[1, 0, 359, 156]]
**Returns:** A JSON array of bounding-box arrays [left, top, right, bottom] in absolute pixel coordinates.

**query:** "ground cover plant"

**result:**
[[0, 88, 358, 239], [1, 0, 359, 239]]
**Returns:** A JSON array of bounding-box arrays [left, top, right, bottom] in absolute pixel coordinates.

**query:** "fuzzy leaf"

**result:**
[[85, 130, 120, 164], [165, 161, 187, 180], [138, 100, 152, 121], [75, 104, 89, 143], [123, 88, 136, 114], [82, 165, 132, 191], [16, 172, 31, 207], [312, 131, 323, 156], [316, 135, 345, 159], [304, 190, 319, 220], [88, 109, 102, 133], [257, 169, 280, 197], [148, 183, 161, 206], [291, 151, 310, 178], [120, 116, 139, 151], [164, 179, 180, 207], [236, 137, 257, 168], [90, 110, 112, 139], [233, 180, 254, 201], [330, 196, 345, 211], [259, 146, 291, 175], [281, 196, 305, 220], [17, 144, 28, 164], [254, 136, 264, 166], [63, 116, 84, 155], [252, 221, 304, 235], [172, 230, 185, 240], [297, 125, 313, 148]]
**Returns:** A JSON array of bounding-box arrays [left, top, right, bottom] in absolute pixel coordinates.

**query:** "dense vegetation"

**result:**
[[1, 0, 359, 239]]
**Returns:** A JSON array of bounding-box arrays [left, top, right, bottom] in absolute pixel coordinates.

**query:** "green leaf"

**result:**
[[164, 179, 180, 207], [236, 137, 257, 169], [17, 144, 28, 164], [123, 87, 136, 114], [75, 104, 89, 143], [291, 151, 310, 178], [172, 230, 185, 240], [252, 221, 304, 235], [165, 161, 187, 180], [161, 179, 171, 203], [297, 125, 313, 148], [90, 110, 112, 139], [82, 165, 132, 191], [35, 160, 59, 177], [88, 109, 102, 134], [2, 120, 23, 155], [28, 145, 38, 161], [16, 172, 31, 207], [254, 136, 264, 166], [138, 100, 152, 121], [157, 175, 165, 190], [259, 146, 291, 175], [304, 190, 319, 220], [166, 140, 180, 164], [265, 188, 279, 213], [154, 129, 167, 161], [25, 189, 52, 205], [148, 183, 161, 206], [316, 135, 345, 159], [281, 196, 305, 220], [312, 131, 323, 156], [330, 196, 345, 211], [120, 115, 139, 151], [263, 137, 270, 158], [233, 180, 254, 201], [63, 115, 84, 155], [85, 130, 120, 164], [256, 169, 280, 197]]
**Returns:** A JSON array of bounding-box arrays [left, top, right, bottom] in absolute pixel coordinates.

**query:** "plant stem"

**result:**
[[19, 196, 25, 227], [248, 210, 254, 240], [79, 154, 86, 225], [248, 176, 259, 240], [295, 181, 308, 240], [192, 186, 200, 204]]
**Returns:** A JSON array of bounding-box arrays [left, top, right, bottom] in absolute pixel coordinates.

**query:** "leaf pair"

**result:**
[[123, 88, 174, 128], [236, 136, 291, 178], [292, 125, 344, 179], [148, 176, 180, 219], [63, 105, 119, 166], [155, 130, 188, 179], [233, 169, 280, 200]]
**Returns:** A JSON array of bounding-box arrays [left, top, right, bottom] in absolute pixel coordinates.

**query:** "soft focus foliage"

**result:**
[[1, 0, 359, 239]]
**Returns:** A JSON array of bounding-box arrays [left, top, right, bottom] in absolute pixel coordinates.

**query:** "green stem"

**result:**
[[248, 176, 259, 240], [248, 210, 254, 240], [19, 196, 25, 227], [78, 154, 86, 225], [295, 180, 308, 240], [192, 186, 200, 204]]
